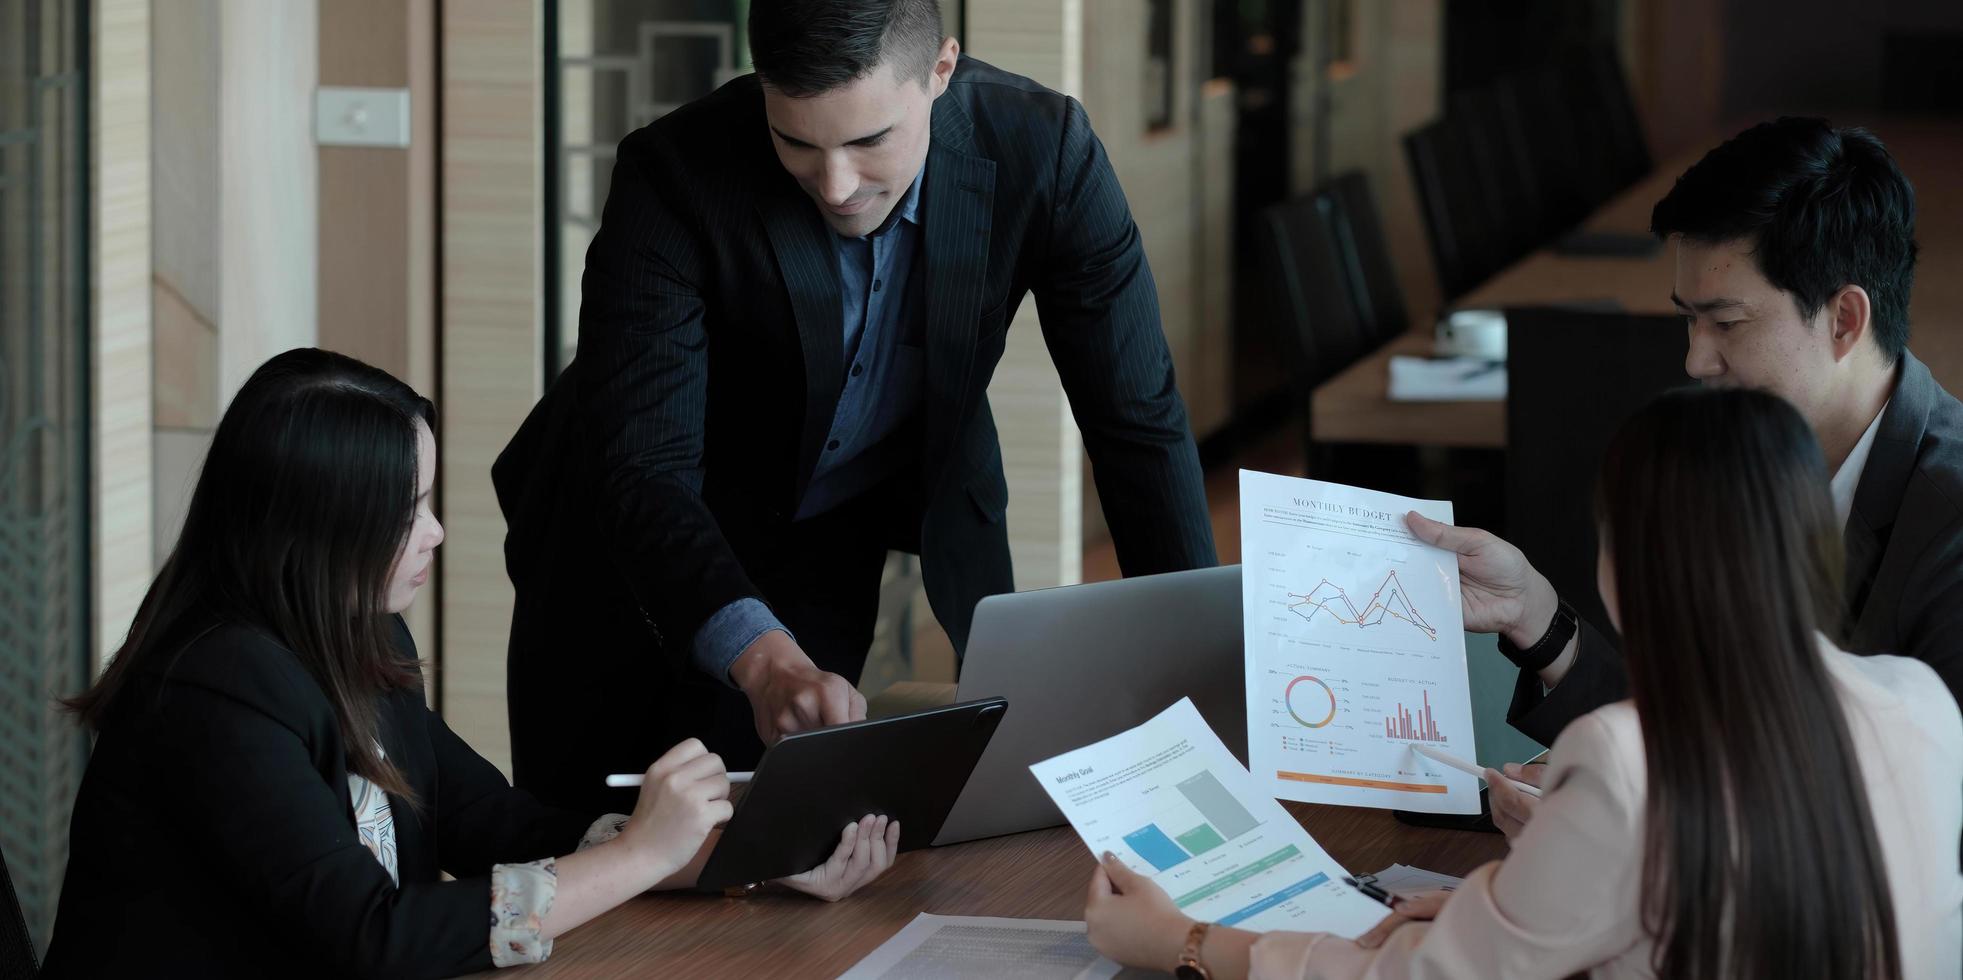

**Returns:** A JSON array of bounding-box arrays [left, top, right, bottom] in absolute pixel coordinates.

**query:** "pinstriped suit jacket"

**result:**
[[496, 56, 1216, 672], [1508, 350, 1963, 745]]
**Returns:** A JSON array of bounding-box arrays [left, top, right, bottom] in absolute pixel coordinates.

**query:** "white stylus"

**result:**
[[1412, 744, 1543, 798], [606, 771, 753, 787]]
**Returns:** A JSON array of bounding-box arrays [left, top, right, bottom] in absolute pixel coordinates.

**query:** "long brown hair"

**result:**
[[1597, 387, 1899, 979], [67, 349, 432, 801]]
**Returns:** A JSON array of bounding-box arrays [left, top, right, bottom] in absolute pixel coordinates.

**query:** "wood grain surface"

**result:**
[[494, 803, 1507, 978]]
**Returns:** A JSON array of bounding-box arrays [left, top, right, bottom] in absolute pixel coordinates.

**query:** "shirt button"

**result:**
[[851, 363, 864, 377], [827, 439, 841, 451], [873, 279, 883, 292]]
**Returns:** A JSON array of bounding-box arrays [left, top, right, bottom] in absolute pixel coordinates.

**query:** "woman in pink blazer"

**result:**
[[1085, 388, 1962, 979]]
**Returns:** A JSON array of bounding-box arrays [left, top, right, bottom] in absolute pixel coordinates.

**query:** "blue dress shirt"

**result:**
[[691, 167, 928, 683]]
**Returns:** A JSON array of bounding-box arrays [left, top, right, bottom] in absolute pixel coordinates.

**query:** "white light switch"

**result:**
[[316, 87, 411, 148]]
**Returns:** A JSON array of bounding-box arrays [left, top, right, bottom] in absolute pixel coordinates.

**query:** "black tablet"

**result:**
[[695, 696, 1009, 890]]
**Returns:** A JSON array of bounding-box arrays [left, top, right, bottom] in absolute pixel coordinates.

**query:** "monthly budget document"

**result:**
[[1239, 471, 1482, 814], [1030, 698, 1385, 937]]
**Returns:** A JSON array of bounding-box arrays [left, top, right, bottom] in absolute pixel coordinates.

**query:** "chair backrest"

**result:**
[[1323, 171, 1409, 346], [1404, 115, 1506, 301], [1558, 46, 1652, 208], [1495, 66, 1592, 240], [1504, 308, 1688, 632], [0, 842, 37, 980], [1882, 32, 1963, 115], [1452, 87, 1543, 267], [1254, 195, 1369, 401], [1588, 47, 1653, 188]]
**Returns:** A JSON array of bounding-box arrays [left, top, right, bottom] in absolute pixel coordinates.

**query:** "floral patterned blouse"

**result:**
[[348, 758, 628, 968]]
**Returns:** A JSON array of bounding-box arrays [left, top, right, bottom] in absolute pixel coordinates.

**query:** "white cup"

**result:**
[[1435, 309, 1508, 359]]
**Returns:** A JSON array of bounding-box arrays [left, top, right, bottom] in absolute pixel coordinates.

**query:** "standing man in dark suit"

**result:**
[[495, 0, 1215, 813], [1405, 118, 1963, 834]]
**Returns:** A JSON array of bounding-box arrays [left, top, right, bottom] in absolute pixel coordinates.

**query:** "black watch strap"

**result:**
[[1497, 598, 1578, 673]]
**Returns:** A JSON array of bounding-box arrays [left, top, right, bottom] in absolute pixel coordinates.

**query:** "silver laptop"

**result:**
[[933, 564, 1247, 845]]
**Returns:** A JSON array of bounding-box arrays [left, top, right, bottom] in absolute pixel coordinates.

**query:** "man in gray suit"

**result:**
[[1405, 117, 1963, 832]]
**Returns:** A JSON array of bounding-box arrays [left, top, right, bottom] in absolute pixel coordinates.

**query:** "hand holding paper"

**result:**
[[1030, 698, 1384, 938]]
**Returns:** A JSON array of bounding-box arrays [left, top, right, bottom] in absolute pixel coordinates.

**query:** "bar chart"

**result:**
[[1119, 769, 1263, 870], [1383, 689, 1447, 743]]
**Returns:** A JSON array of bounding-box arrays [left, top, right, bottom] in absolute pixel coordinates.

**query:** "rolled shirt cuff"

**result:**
[[489, 858, 558, 967], [578, 813, 630, 851], [691, 597, 793, 686]]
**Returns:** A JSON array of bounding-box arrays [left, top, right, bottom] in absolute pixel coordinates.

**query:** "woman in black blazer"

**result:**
[[40, 349, 899, 978]]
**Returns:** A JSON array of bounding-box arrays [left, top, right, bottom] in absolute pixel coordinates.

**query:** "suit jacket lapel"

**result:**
[[919, 93, 997, 490], [1842, 352, 1935, 635], [757, 190, 845, 500]]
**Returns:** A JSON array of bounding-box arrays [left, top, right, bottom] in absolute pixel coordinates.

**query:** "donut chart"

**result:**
[[1284, 675, 1338, 728]]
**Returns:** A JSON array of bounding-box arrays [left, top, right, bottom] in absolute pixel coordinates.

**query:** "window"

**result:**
[[0, 0, 91, 951]]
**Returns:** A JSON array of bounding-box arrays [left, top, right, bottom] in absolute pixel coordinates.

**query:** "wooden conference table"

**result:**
[[1310, 119, 1963, 449], [497, 804, 1508, 977]]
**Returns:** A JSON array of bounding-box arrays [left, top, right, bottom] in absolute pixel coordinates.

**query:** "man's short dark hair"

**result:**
[[1651, 117, 1919, 361], [749, 0, 944, 98]]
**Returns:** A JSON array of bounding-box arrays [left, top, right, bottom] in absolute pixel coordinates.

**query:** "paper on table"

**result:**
[[1030, 698, 1386, 938], [1387, 355, 1507, 401], [1239, 471, 1483, 814], [1365, 863, 1465, 898], [836, 913, 1121, 980]]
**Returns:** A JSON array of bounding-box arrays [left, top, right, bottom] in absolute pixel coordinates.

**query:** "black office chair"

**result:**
[[1452, 87, 1544, 267], [1404, 115, 1507, 301], [0, 841, 37, 979], [1590, 48, 1653, 189], [1495, 66, 1592, 241], [1558, 46, 1652, 209], [1323, 172, 1409, 348], [1256, 194, 1370, 397], [1882, 32, 1963, 115], [1504, 308, 1688, 632]]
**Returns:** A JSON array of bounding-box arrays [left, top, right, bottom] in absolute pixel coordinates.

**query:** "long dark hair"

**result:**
[[68, 348, 434, 801], [1597, 388, 1900, 979]]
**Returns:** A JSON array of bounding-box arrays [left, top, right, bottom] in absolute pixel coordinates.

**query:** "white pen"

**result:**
[[606, 771, 753, 787], [1412, 744, 1543, 798]]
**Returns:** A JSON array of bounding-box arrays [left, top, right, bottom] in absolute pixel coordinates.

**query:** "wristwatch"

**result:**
[[1497, 597, 1578, 672], [1173, 920, 1212, 979]]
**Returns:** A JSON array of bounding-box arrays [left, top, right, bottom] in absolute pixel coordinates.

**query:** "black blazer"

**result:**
[[494, 57, 1215, 790], [41, 621, 596, 979], [1510, 350, 1963, 744]]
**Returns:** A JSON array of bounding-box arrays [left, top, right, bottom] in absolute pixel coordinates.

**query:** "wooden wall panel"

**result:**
[[319, 0, 439, 666], [93, 0, 153, 666], [216, 0, 317, 402], [440, 0, 543, 773], [964, 0, 1085, 591], [1292, 0, 1442, 321]]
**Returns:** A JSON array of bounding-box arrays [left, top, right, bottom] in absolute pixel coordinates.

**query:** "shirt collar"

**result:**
[[1831, 400, 1888, 531], [846, 166, 925, 242], [895, 165, 924, 226]]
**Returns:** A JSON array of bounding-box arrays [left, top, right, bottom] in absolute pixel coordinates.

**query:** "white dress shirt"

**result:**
[[1832, 402, 1888, 530]]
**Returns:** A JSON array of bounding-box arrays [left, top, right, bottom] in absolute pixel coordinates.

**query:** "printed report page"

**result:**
[[1031, 698, 1385, 936], [1239, 470, 1482, 815]]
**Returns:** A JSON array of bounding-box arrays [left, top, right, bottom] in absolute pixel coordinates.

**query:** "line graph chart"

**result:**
[[1285, 570, 1439, 641], [1241, 470, 1481, 814]]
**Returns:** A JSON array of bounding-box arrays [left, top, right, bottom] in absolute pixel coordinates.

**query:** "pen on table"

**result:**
[[1342, 876, 1396, 908], [606, 771, 753, 787], [1412, 744, 1543, 798]]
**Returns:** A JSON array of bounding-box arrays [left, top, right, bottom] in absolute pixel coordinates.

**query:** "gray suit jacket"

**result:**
[[1510, 350, 1963, 745]]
